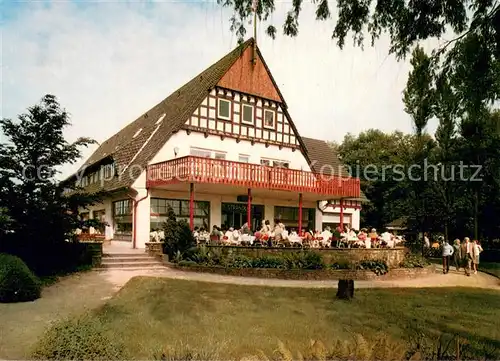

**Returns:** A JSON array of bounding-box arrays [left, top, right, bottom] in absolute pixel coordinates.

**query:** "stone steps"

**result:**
[[99, 250, 164, 270]]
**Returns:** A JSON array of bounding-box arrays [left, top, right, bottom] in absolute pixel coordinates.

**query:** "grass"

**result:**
[[36, 277, 500, 359], [479, 262, 500, 278]]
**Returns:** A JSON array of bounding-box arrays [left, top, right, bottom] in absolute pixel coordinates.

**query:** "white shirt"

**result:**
[[466, 242, 471, 254]]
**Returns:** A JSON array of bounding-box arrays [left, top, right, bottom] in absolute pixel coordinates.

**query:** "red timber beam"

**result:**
[[189, 183, 194, 230], [298, 193, 303, 235], [247, 188, 252, 228], [339, 198, 344, 232]]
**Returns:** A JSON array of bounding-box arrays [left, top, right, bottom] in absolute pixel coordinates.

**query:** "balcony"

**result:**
[[146, 156, 360, 198]]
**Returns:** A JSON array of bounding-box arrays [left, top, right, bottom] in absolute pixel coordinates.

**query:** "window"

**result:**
[[260, 159, 271, 166], [102, 163, 115, 179], [190, 147, 211, 158], [274, 206, 315, 231], [239, 155, 249, 163], [92, 209, 106, 234], [214, 152, 226, 160], [113, 200, 132, 241], [217, 98, 231, 120], [242, 104, 254, 124], [150, 198, 210, 231], [263, 109, 275, 128], [273, 161, 290, 168]]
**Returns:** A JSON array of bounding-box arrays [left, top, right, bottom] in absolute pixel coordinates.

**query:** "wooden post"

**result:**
[[298, 193, 303, 234], [247, 188, 252, 228], [336, 279, 354, 300], [189, 183, 194, 230]]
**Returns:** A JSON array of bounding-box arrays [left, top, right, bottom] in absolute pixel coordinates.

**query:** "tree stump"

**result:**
[[336, 279, 355, 300]]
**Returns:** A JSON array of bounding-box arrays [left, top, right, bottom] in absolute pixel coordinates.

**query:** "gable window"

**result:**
[[263, 109, 275, 129], [217, 98, 231, 120], [241, 104, 254, 125], [214, 152, 226, 160], [239, 155, 249, 163], [190, 147, 211, 158]]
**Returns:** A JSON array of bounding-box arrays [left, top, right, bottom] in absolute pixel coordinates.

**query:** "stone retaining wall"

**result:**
[[145, 242, 164, 258], [169, 263, 435, 281], [79, 241, 103, 266], [203, 246, 407, 268]]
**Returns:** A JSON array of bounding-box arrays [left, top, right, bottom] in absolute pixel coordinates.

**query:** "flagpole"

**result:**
[[252, 0, 258, 66]]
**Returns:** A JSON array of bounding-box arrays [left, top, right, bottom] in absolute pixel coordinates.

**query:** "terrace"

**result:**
[[146, 156, 360, 198]]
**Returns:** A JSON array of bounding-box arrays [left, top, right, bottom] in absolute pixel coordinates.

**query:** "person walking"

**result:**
[[472, 240, 483, 275], [441, 239, 454, 274], [452, 239, 462, 271], [461, 237, 473, 276]]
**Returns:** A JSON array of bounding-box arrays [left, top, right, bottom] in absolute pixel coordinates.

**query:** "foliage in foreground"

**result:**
[[0, 253, 41, 303], [31, 317, 127, 360], [32, 322, 499, 361]]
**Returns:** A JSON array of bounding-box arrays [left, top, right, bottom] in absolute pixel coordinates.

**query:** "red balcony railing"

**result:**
[[146, 156, 360, 198]]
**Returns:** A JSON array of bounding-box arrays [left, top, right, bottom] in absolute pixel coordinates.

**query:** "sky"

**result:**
[[2, 0, 441, 178]]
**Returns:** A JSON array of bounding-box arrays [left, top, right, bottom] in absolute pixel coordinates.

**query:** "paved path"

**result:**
[[1, 265, 498, 359], [99, 264, 500, 290]]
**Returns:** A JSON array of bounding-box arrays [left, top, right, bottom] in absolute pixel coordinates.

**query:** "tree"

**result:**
[[336, 129, 423, 229], [0, 95, 101, 275], [162, 205, 196, 260], [220, 0, 499, 121]]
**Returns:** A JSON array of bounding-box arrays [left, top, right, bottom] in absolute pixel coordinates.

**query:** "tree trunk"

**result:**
[[336, 279, 355, 300], [474, 190, 479, 240]]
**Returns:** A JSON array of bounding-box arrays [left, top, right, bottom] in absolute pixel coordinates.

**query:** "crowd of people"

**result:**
[[441, 237, 484, 276], [190, 221, 404, 249]]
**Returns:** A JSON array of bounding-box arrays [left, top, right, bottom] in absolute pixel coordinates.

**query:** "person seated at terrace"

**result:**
[[209, 225, 222, 243], [321, 227, 332, 247], [369, 228, 378, 247], [193, 227, 200, 241], [197, 228, 209, 244], [240, 222, 251, 235], [273, 219, 284, 243]]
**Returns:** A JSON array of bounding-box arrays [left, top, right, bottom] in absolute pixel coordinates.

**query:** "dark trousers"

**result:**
[[442, 256, 450, 273], [453, 255, 461, 270]]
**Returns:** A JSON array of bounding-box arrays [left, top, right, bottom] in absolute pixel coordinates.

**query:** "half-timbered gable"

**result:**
[[183, 88, 299, 148]]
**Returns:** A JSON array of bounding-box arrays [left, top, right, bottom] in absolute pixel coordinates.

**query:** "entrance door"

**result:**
[[221, 203, 264, 231]]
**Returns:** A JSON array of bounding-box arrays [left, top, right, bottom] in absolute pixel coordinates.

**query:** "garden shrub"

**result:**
[[0, 253, 41, 303], [357, 260, 389, 275], [400, 253, 431, 268], [329, 259, 352, 270], [31, 317, 126, 360], [283, 251, 325, 269], [162, 205, 196, 260]]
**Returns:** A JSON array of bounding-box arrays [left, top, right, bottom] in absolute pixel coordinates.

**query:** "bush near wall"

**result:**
[[199, 245, 407, 268], [0, 253, 41, 303], [183, 247, 390, 275]]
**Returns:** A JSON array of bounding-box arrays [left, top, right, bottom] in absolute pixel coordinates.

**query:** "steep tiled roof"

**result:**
[[301, 137, 368, 202], [73, 39, 255, 191], [301, 137, 350, 177]]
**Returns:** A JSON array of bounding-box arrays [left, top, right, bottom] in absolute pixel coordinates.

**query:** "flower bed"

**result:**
[[199, 245, 407, 268], [169, 262, 436, 281]]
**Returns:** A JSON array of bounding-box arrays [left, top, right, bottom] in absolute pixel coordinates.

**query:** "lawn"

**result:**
[[479, 262, 500, 278], [33, 277, 500, 359]]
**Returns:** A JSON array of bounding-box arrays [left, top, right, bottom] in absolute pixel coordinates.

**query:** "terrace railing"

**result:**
[[147, 156, 360, 198]]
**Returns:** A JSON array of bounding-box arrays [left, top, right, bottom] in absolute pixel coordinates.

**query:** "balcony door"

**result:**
[[221, 203, 264, 232]]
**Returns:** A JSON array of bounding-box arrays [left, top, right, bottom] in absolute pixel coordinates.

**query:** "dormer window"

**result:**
[[263, 109, 275, 129], [217, 98, 231, 120], [241, 104, 254, 125]]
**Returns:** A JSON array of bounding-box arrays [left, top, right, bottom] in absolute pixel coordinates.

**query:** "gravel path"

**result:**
[[99, 264, 500, 290], [1, 265, 498, 359]]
